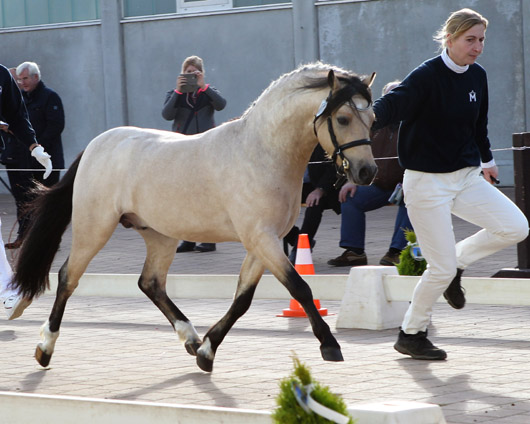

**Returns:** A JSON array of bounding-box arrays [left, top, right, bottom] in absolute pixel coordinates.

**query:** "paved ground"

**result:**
[[1, 189, 530, 423]]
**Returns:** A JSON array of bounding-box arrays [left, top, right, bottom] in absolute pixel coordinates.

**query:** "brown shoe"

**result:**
[[380, 251, 401, 266], [327, 250, 367, 267], [5, 238, 22, 249]]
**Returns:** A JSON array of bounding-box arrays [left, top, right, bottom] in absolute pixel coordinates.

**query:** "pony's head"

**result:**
[[310, 69, 378, 186]]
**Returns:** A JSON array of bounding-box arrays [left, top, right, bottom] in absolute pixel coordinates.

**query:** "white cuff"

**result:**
[[481, 159, 496, 168]]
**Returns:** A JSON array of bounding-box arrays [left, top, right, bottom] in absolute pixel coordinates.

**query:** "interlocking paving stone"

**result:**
[[1, 189, 529, 423]]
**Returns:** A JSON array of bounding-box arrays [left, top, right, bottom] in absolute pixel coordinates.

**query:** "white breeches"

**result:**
[[0, 218, 15, 298], [401, 167, 529, 334]]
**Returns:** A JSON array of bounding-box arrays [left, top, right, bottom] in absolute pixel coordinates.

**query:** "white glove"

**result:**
[[31, 145, 53, 179]]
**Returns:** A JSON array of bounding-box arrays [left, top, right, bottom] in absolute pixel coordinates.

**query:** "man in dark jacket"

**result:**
[[0, 63, 52, 319], [16, 61, 64, 186], [284, 144, 342, 262]]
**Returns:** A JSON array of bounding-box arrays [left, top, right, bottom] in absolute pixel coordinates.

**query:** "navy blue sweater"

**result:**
[[0, 64, 37, 148], [373, 56, 492, 173]]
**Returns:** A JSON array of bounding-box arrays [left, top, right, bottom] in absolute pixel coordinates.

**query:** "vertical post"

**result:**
[[100, 0, 128, 129], [514, 133, 530, 268], [492, 132, 530, 277], [292, 0, 319, 66]]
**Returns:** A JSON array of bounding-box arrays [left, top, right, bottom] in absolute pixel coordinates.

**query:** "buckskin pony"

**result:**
[[13, 63, 377, 372]]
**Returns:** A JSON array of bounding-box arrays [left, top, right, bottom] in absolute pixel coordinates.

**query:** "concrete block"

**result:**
[[336, 266, 409, 330], [0, 392, 272, 424], [348, 400, 446, 424]]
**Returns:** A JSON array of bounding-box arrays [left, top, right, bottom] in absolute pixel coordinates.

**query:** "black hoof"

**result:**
[[35, 345, 52, 367], [196, 353, 214, 372], [185, 341, 201, 356], [320, 345, 344, 362]]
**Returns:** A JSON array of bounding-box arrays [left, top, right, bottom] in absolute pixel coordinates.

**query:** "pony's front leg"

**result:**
[[257, 236, 343, 362], [282, 267, 343, 361], [196, 253, 264, 372]]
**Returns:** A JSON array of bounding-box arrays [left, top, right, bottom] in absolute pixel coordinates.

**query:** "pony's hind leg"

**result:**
[[196, 253, 264, 372], [138, 229, 202, 355], [35, 259, 76, 367], [35, 216, 119, 367]]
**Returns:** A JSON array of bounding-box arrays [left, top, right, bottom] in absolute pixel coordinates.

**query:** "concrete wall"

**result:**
[[2, 23, 107, 158], [1, 0, 528, 188], [122, 7, 295, 131], [317, 0, 528, 184]]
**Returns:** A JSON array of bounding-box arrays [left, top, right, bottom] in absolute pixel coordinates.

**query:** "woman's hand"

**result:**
[[176, 74, 187, 92], [482, 165, 499, 185], [195, 71, 205, 88]]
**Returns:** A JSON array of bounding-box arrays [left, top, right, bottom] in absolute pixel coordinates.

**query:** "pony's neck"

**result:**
[[242, 80, 327, 172]]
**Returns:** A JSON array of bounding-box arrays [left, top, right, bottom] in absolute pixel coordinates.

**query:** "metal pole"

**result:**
[[514, 133, 530, 269], [492, 132, 530, 277]]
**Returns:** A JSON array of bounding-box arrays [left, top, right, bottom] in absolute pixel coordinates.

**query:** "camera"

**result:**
[[388, 183, 403, 205], [180, 73, 198, 93]]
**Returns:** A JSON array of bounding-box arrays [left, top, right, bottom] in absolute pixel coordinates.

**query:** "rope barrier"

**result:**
[[0, 146, 528, 171], [0, 168, 68, 172], [307, 145, 530, 165]]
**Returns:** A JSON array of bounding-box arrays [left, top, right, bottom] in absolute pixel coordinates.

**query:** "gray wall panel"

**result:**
[[1, 0, 527, 187], [123, 9, 294, 132], [318, 0, 526, 183], [3, 24, 106, 167]]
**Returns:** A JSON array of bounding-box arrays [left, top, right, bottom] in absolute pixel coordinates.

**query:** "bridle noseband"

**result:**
[[313, 90, 372, 183]]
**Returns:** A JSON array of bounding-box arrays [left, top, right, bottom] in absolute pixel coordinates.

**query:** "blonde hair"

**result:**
[[181, 55, 204, 75], [434, 8, 488, 50]]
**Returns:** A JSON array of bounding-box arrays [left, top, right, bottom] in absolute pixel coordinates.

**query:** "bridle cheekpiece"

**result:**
[[313, 89, 372, 185]]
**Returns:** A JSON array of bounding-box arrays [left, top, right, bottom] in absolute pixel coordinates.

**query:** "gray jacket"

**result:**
[[161, 85, 226, 134]]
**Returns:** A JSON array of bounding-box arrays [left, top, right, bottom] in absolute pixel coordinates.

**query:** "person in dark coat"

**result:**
[[285, 143, 342, 263], [16, 61, 65, 187], [162, 55, 226, 253], [1, 68, 33, 249], [0, 63, 52, 319]]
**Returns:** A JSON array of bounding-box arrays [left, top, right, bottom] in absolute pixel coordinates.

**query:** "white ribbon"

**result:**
[[292, 382, 350, 424]]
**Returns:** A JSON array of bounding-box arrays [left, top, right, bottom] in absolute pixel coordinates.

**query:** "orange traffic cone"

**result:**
[[278, 234, 328, 317]]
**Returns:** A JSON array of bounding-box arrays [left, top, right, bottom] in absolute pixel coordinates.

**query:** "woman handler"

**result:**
[[372, 8, 528, 360]]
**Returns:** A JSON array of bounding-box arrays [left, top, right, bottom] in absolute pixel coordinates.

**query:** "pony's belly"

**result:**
[[119, 212, 240, 242]]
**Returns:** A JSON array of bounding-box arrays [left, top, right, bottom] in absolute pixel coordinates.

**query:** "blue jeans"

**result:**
[[340, 184, 412, 251]]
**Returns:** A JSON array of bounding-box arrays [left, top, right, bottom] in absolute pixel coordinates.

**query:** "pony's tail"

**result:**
[[12, 152, 84, 299]]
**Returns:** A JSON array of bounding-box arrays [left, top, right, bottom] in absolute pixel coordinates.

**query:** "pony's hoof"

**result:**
[[320, 346, 344, 362], [196, 354, 213, 373], [35, 345, 52, 367], [185, 341, 201, 356]]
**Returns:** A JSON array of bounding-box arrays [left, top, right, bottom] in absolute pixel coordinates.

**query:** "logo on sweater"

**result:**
[[469, 90, 477, 102]]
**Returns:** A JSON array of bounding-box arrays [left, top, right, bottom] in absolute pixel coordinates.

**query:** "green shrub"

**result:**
[[396, 229, 427, 276], [272, 355, 355, 424]]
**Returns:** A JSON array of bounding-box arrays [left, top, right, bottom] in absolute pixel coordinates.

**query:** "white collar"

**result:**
[[441, 48, 469, 74]]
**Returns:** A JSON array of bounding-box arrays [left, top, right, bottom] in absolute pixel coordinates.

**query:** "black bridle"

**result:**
[[313, 90, 372, 184]]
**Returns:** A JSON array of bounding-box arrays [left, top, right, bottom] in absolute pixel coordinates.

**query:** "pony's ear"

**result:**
[[362, 72, 376, 87], [327, 69, 339, 90]]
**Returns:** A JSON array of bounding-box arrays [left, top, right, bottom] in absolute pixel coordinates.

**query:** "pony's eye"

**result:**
[[337, 116, 350, 126]]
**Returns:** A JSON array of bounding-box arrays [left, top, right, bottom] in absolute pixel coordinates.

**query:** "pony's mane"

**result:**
[[240, 62, 371, 119]]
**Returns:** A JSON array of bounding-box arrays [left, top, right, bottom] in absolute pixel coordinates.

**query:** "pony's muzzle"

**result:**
[[348, 162, 378, 186]]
